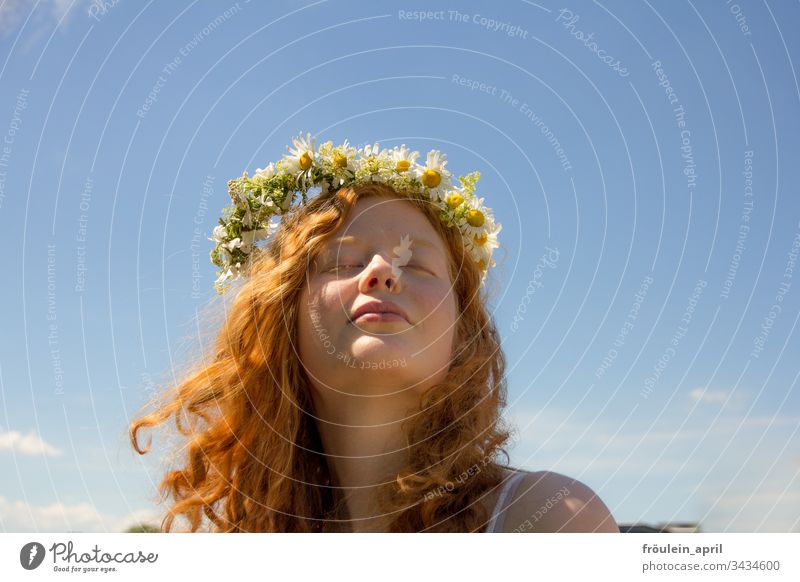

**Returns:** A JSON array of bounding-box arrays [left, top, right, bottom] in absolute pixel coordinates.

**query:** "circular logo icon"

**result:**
[[19, 542, 46, 570]]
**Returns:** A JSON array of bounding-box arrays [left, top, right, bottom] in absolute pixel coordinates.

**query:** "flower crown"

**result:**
[[210, 132, 501, 295]]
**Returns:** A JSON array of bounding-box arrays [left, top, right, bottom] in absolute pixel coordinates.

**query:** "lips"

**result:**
[[349, 300, 410, 324]]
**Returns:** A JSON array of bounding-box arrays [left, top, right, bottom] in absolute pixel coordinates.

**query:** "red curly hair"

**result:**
[[130, 181, 513, 532]]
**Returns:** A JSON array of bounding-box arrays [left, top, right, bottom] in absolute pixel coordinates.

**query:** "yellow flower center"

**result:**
[[396, 159, 410, 172], [466, 209, 485, 227], [473, 233, 488, 246], [477, 259, 487, 271], [333, 153, 348, 168], [446, 194, 464, 209], [299, 152, 313, 171], [422, 169, 441, 188]]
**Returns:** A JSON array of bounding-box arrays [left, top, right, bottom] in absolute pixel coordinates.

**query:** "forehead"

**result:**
[[325, 196, 446, 252], [346, 196, 430, 224]]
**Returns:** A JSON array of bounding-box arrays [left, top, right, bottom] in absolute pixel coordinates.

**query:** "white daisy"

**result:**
[[280, 132, 317, 187], [355, 142, 392, 182], [466, 221, 501, 266], [415, 149, 452, 200], [319, 139, 357, 187], [442, 190, 466, 211], [459, 196, 495, 237], [390, 144, 420, 174]]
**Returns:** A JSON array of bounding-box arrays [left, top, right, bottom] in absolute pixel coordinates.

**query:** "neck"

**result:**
[[310, 386, 420, 532]]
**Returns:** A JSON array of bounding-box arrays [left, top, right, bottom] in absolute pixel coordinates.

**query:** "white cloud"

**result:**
[[689, 387, 730, 404], [0, 429, 62, 457], [0, 496, 161, 532], [0, 0, 28, 38], [0, 0, 85, 40]]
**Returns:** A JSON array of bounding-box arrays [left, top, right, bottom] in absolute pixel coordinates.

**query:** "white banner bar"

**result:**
[[1, 533, 797, 581]]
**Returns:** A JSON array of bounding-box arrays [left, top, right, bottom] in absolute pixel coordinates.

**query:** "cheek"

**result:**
[[423, 287, 458, 336], [300, 283, 350, 334]]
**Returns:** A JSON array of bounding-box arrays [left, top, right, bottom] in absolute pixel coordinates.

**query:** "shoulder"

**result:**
[[499, 470, 619, 533]]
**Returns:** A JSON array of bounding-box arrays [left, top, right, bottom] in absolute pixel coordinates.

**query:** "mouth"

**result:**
[[349, 301, 410, 324], [351, 312, 408, 324]]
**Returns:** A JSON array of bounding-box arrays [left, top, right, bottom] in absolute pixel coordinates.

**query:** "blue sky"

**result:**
[[0, 0, 798, 532]]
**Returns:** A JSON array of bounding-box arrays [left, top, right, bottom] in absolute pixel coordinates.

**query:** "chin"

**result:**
[[350, 340, 406, 360]]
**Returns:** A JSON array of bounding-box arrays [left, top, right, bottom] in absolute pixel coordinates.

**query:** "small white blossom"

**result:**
[[254, 162, 276, 180], [211, 225, 227, 243]]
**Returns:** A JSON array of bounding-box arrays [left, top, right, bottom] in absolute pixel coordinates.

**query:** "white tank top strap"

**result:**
[[485, 470, 528, 533]]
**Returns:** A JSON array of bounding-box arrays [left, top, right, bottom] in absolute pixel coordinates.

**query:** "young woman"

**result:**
[[130, 136, 618, 533]]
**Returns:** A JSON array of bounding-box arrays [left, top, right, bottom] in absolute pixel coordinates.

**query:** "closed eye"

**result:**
[[326, 263, 434, 275], [405, 263, 433, 274]]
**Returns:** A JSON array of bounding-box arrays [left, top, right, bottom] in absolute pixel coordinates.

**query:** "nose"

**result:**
[[358, 253, 403, 294]]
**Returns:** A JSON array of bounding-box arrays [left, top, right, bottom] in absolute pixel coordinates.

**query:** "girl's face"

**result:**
[[297, 196, 458, 396]]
